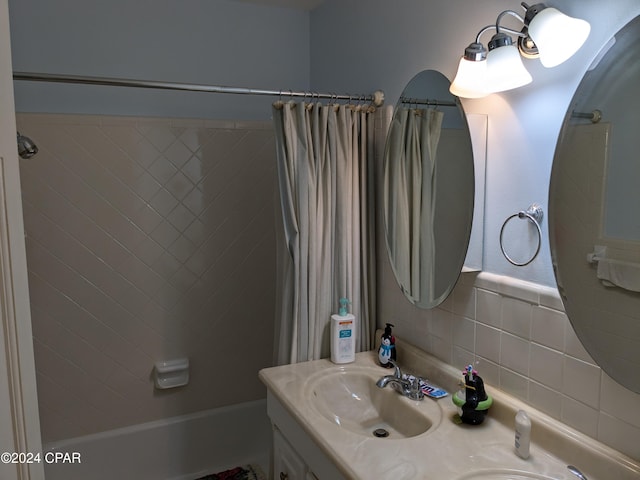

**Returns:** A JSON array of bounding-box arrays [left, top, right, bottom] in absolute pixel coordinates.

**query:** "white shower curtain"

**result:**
[[272, 100, 376, 364], [383, 107, 443, 303]]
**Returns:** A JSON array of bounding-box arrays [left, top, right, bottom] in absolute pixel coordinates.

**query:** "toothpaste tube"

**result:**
[[420, 380, 448, 399]]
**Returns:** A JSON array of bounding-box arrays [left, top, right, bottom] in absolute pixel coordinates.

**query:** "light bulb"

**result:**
[[449, 42, 489, 99], [485, 33, 532, 94], [527, 7, 591, 67], [450, 57, 489, 98]]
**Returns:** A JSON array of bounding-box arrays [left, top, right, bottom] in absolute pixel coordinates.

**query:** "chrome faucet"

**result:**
[[376, 359, 424, 400], [567, 466, 588, 480]]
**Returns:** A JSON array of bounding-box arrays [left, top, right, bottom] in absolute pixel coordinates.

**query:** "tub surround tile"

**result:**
[[18, 113, 276, 443]]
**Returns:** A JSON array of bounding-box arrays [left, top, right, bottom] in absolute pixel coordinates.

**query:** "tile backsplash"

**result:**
[[17, 113, 277, 443], [379, 260, 640, 461]]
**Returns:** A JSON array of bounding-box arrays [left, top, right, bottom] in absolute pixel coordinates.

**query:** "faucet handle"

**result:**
[[410, 375, 423, 391], [387, 359, 402, 378], [406, 375, 425, 400]]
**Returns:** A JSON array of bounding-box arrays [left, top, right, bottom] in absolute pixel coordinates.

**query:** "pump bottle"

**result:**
[[378, 323, 396, 367], [330, 298, 355, 364], [515, 410, 531, 459]]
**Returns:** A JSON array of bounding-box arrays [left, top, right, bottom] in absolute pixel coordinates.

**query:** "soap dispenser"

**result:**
[[378, 323, 396, 368], [330, 298, 356, 364]]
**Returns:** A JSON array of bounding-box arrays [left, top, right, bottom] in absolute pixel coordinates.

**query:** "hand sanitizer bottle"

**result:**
[[330, 298, 355, 364]]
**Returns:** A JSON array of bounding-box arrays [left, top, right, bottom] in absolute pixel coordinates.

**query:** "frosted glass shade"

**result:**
[[449, 57, 489, 98], [528, 7, 591, 67], [485, 45, 532, 93]]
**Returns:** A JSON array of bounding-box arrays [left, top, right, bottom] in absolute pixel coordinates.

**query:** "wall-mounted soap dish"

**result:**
[[154, 358, 189, 389]]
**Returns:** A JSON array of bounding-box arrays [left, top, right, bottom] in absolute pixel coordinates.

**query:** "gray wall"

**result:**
[[9, 0, 310, 120]]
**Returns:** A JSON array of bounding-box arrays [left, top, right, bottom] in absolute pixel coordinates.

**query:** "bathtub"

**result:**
[[43, 399, 272, 480]]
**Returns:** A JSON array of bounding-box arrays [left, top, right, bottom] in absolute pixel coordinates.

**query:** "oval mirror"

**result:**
[[549, 15, 640, 393], [382, 70, 475, 309]]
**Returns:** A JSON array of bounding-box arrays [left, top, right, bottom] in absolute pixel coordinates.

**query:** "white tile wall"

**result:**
[[17, 113, 277, 443], [379, 267, 640, 461]]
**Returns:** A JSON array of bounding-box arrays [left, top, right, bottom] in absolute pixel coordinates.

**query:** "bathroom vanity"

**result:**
[[259, 338, 640, 480]]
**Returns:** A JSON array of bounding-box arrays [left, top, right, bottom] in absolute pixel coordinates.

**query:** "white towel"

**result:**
[[596, 258, 640, 292]]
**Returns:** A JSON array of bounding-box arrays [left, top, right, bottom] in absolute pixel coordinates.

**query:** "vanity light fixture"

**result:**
[[450, 2, 590, 98]]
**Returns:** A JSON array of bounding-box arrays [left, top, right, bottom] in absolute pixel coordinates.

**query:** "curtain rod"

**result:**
[[13, 71, 386, 107], [400, 96, 458, 107]]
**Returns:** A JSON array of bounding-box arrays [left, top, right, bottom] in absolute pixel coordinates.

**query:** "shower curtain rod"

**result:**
[[400, 96, 458, 107], [13, 71, 386, 107]]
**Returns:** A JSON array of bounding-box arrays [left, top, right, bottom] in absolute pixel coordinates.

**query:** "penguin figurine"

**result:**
[[378, 323, 396, 368], [461, 365, 489, 425]]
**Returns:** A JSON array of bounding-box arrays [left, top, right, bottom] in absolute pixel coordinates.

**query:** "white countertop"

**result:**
[[259, 338, 640, 480]]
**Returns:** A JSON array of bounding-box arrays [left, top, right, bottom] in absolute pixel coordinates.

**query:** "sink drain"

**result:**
[[373, 428, 390, 438]]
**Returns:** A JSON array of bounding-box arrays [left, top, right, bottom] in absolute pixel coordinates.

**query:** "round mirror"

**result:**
[[549, 16, 640, 393], [382, 70, 475, 309]]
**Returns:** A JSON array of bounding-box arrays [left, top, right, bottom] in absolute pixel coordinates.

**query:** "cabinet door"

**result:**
[[273, 429, 308, 480]]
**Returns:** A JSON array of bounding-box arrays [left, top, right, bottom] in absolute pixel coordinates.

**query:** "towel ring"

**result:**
[[500, 204, 544, 267]]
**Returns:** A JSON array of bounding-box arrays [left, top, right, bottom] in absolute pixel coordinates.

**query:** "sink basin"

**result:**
[[455, 470, 558, 480], [307, 367, 442, 439]]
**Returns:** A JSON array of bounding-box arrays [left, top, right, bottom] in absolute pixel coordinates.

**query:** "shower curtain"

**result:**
[[383, 107, 443, 303], [272, 100, 376, 364]]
